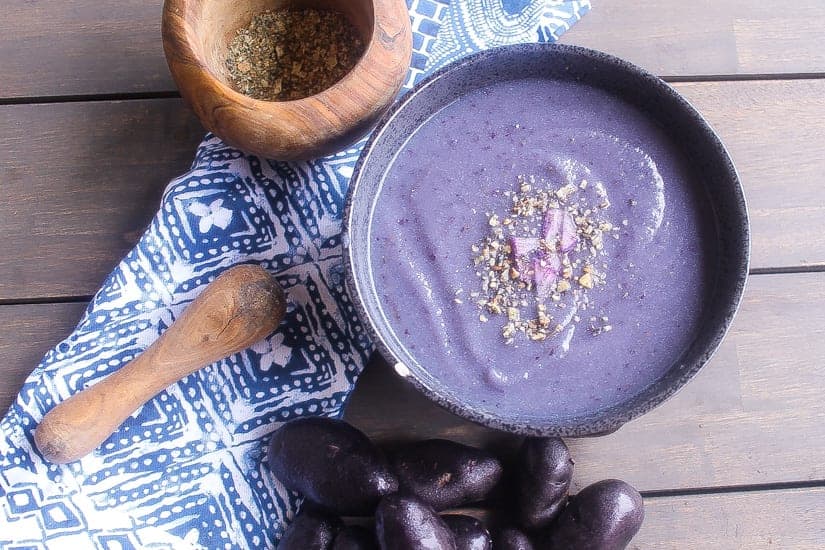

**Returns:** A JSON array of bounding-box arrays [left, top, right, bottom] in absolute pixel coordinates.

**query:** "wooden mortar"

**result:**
[[162, 0, 412, 161], [34, 264, 287, 464]]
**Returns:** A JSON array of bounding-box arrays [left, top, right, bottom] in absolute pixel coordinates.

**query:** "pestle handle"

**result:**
[[34, 264, 287, 464]]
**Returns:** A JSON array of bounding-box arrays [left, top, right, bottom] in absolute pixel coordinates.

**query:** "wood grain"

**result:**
[[3, 1, 825, 99], [345, 272, 825, 492], [1, 79, 823, 300], [2, 272, 821, 490], [560, 0, 825, 77], [0, 99, 203, 300], [0, 303, 87, 414], [0, 0, 175, 98], [634, 488, 825, 549], [457, 487, 825, 549], [678, 79, 825, 270]]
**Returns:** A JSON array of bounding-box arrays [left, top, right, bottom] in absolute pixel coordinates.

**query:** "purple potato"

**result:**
[[332, 525, 379, 550], [516, 437, 574, 529], [495, 527, 534, 550], [539, 479, 644, 550], [443, 514, 492, 550], [279, 508, 342, 550], [376, 494, 457, 550], [268, 417, 398, 515], [392, 439, 504, 510]]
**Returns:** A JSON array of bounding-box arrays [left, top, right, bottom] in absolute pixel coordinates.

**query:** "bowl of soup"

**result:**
[[343, 44, 749, 436]]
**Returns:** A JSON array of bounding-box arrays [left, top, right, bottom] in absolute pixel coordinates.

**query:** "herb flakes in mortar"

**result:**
[[226, 8, 365, 102]]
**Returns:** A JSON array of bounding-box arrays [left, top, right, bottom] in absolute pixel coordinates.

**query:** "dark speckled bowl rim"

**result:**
[[342, 43, 750, 437]]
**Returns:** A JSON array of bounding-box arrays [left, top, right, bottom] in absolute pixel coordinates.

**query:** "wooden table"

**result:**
[[2, 2, 824, 547]]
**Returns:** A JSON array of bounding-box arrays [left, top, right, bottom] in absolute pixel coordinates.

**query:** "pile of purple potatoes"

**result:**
[[269, 417, 644, 550]]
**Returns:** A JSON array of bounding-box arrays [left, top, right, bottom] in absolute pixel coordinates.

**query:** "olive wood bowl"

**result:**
[[162, 0, 412, 161]]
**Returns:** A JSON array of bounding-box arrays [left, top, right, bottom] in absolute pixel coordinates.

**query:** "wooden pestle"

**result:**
[[34, 264, 287, 464]]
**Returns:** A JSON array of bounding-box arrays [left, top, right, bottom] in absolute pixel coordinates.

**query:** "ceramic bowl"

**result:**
[[343, 43, 750, 436], [162, 0, 411, 161]]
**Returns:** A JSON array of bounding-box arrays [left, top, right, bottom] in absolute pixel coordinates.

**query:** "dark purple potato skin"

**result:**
[[495, 527, 534, 550], [332, 525, 379, 550], [517, 437, 574, 529], [443, 514, 492, 550], [279, 508, 342, 550], [268, 417, 398, 515], [539, 479, 644, 550], [392, 439, 504, 511], [375, 494, 457, 550]]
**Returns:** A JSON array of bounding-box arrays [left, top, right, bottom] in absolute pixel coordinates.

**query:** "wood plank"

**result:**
[[3, 1, 825, 98], [678, 79, 825, 270], [0, 0, 174, 98], [2, 291, 824, 547], [0, 99, 203, 300], [345, 272, 825, 492], [0, 306, 821, 548], [0, 293, 822, 550], [0, 303, 87, 414], [457, 487, 825, 549], [634, 488, 825, 549], [1, 79, 822, 300], [1, 273, 820, 494], [560, 0, 825, 77]]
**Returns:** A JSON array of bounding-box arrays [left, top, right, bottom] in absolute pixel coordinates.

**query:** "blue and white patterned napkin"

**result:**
[[0, 2, 589, 548]]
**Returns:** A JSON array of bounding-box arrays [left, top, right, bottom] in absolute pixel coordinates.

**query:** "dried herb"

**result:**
[[226, 9, 365, 101]]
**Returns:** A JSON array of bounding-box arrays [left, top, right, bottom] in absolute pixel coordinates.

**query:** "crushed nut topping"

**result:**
[[471, 174, 620, 344]]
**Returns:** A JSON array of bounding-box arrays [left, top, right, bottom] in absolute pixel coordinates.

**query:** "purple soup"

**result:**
[[369, 78, 715, 420]]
